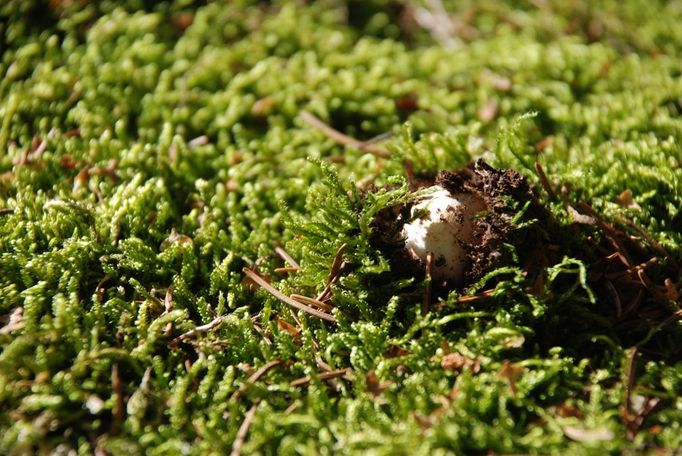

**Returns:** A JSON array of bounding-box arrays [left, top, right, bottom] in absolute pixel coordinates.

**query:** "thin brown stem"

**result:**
[[230, 401, 260, 456], [275, 246, 300, 270], [230, 359, 282, 402], [299, 111, 390, 158], [171, 316, 224, 344], [290, 294, 333, 312], [243, 268, 337, 323], [534, 162, 557, 200], [290, 368, 350, 387], [111, 363, 123, 435]]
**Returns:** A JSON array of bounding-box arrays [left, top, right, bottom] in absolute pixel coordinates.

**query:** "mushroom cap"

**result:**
[[402, 186, 487, 282]]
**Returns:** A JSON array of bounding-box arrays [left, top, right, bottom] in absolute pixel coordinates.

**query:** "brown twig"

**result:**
[[111, 363, 123, 435], [327, 243, 347, 284], [230, 401, 260, 456], [290, 368, 350, 387], [243, 268, 337, 323], [624, 347, 638, 416], [283, 402, 299, 415], [621, 347, 664, 438], [578, 202, 635, 267], [290, 294, 333, 312], [171, 316, 224, 345], [316, 243, 347, 302], [534, 162, 557, 200], [457, 289, 495, 303], [299, 111, 390, 158], [619, 217, 679, 271], [275, 246, 300, 270], [230, 359, 282, 402]]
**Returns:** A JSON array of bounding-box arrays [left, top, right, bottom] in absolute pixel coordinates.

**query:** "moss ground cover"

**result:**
[[1, 0, 682, 454]]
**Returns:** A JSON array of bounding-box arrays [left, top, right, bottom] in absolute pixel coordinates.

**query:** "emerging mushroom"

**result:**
[[402, 187, 487, 283], [371, 160, 536, 289]]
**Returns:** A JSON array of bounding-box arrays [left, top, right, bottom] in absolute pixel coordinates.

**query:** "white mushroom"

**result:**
[[402, 186, 487, 283]]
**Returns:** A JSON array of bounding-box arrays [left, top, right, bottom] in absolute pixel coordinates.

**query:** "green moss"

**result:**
[[1, 1, 681, 454]]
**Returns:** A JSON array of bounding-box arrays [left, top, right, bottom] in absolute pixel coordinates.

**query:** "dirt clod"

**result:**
[[371, 160, 542, 290]]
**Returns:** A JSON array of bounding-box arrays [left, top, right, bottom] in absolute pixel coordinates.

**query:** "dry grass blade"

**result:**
[[275, 246, 300, 270], [230, 359, 282, 402], [299, 111, 390, 158], [290, 368, 350, 387], [327, 243, 347, 283], [290, 294, 333, 312], [624, 347, 638, 415], [230, 400, 260, 456], [171, 316, 223, 344], [534, 162, 557, 200], [243, 268, 337, 323], [316, 243, 347, 302], [457, 289, 495, 303], [111, 363, 123, 435], [619, 217, 679, 270]]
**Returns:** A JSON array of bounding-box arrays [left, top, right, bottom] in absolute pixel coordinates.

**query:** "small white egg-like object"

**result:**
[[402, 186, 486, 282]]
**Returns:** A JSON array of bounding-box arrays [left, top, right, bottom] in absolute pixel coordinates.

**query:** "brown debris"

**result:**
[[497, 360, 523, 397], [170, 316, 224, 346], [171, 12, 194, 31], [0, 307, 24, 335], [277, 319, 300, 338], [615, 189, 641, 210], [315, 243, 347, 302], [290, 294, 333, 312], [440, 352, 480, 373], [290, 368, 350, 387], [365, 371, 393, 397], [555, 402, 581, 418], [230, 401, 260, 456], [477, 99, 499, 122], [251, 97, 275, 117], [383, 346, 410, 358], [620, 347, 660, 439], [242, 268, 336, 323], [395, 93, 419, 112], [111, 363, 123, 435], [534, 162, 557, 200], [299, 111, 390, 158], [230, 360, 282, 403], [275, 246, 300, 270]]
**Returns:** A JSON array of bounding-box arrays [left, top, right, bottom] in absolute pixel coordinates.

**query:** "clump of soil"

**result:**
[[371, 160, 681, 345], [371, 160, 547, 290]]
